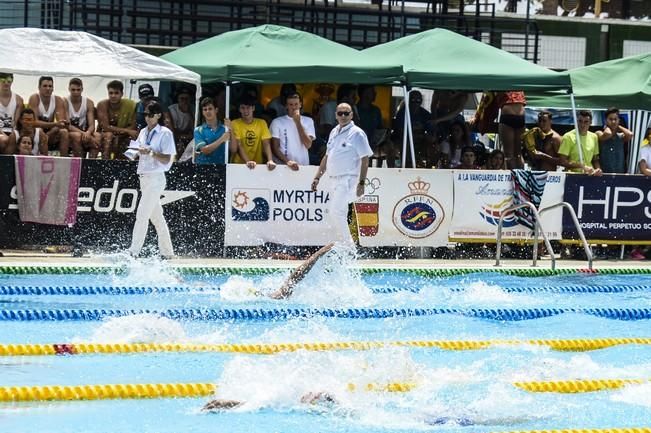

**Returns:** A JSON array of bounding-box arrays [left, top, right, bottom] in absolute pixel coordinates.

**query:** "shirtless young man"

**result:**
[[0, 73, 24, 154], [28, 76, 70, 156]]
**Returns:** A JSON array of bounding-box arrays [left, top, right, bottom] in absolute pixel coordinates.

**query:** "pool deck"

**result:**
[[1, 250, 650, 270]]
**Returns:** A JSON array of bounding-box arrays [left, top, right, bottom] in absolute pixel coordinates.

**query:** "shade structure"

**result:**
[[361, 28, 570, 91], [0, 28, 200, 87], [162, 24, 404, 84], [527, 53, 651, 110]]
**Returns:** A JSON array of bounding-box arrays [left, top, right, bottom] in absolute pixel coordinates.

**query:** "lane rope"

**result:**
[[1, 265, 649, 276], [2, 338, 650, 356], [2, 284, 651, 296], [514, 378, 649, 393], [1, 307, 651, 321], [0, 381, 413, 402]]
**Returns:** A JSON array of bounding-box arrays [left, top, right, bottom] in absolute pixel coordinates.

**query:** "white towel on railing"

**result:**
[[14, 155, 82, 226]]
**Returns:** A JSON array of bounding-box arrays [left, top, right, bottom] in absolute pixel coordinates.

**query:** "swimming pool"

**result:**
[[1, 258, 651, 433]]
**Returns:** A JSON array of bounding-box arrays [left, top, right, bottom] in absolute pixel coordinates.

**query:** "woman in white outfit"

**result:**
[[128, 101, 176, 259]]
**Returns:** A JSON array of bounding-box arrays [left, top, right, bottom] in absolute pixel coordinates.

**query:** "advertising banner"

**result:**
[[0, 157, 225, 255], [225, 164, 334, 246], [563, 174, 651, 242], [356, 168, 453, 247], [449, 170, 565, 241]]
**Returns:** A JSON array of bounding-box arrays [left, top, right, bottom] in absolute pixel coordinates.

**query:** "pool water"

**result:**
[[1, 258, 650, 433]]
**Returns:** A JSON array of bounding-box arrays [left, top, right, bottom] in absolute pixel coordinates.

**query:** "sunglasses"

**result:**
[[144, 112, 158, 118], [336, 111, 351, 116], [0, 77, 13, 83]]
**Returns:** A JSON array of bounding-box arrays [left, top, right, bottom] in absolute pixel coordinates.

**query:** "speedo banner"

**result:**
[[449, 170, 565, 241], [355, 168, 453, 247], [0, 156, 225, 255], [563, 174, 651, 242]]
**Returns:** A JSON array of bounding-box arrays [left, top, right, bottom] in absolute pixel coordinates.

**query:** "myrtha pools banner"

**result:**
[[355, 168, 453, 247], [449, 170, 566, 241]]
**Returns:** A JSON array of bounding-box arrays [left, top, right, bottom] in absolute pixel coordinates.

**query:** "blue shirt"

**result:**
[[194, 122, 227, 164]]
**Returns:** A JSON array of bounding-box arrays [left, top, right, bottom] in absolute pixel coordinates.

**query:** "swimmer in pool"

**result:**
[[269, 243, 335, 299], [202, 391, 337, 412]]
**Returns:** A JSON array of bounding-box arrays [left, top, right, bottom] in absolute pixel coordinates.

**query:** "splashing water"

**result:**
[[611, 383, 651, 408], [86, 314, 187, 343]]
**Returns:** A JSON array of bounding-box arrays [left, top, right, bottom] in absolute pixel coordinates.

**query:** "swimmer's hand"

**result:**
[[202, 399, 243, 412]]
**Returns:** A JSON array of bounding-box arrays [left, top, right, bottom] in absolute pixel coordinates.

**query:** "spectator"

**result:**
[[10, 108, 47, 155], [17, 135, 33, 155], [356, 84, 395, 168], [135, 83, 173, 132], [597, 107, 632, 174], [438, 119, 471, 169], [97, 80, 138, 159], [457, 146, 479, 170], [558, 110, 602, 175], [631, 128, 651, 260], [230, 95, 275, 170], [431, 90, 468, 142], [485, 149, 506, 170], [393, 90, 436, 168], [522, 111, 562, 171], [168, 87, 195, 157], [270, 92, 315, 170], [319, 84, 357, 137], [193, 97, 233, 165], [267, 83, 297, 118], [0, 72, 24, 154], [66, 78, 100, 158], [28, 76, 69, 156]]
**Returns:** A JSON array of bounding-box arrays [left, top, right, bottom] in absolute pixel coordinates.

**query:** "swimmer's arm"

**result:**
[[202, 399, 243, 412], [270, 243, 335, 299]]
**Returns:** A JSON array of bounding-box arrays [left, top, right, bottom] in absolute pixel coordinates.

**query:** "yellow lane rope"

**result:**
[[0, 381, 415, 402], [492, 429, 651, 433], [514, 378, 649, 393], [2, 338, 650, 357]]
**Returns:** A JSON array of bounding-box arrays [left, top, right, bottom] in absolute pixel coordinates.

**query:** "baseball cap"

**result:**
[[138, 84, 155, 99]]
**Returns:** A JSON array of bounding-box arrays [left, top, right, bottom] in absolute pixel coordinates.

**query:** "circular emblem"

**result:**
[[392, 193, 444, 239]]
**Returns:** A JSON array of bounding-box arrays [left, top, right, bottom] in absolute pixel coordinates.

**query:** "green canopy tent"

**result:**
[[527, 53, 651, 110], [162, 24, 403, 84], [361, 28, 570, 166], [527, 53, 651, 173]]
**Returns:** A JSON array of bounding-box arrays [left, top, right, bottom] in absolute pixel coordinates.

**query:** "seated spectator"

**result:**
[[168, 87, 195, 157], [485, 149, 506, 170], [356, 84, 396, 168], [522, 110, 562, 171], [230, 95, 275, 170], [267, 83, 297, 118], [319, 84, 358, 138], [10, 108, 48, 155], [66, 78, 100, 158], [458, 146, 479, 170], [96, 80, 138, 159], [17, 135, 33, 155], [597, 107, 632, 174], [438, 119, 470, 169], [194, 97, 233, 164], [558, 110, 602, 175], [0, 72, 24, 154], [28, 76, 70, 156], [393, 90, 437, 168], [135, 83, 173, 132], [270, 92, 315, 170], [431, 90, 468, 142]]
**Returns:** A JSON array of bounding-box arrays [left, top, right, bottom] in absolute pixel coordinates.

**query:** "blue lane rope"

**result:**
[[2, 284, 650, 296], [0, 308, 650, 321]]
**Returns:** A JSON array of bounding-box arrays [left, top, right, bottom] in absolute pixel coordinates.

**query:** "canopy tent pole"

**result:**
[[401, 86, 409, 168], [225, 81, 231, 163], [192, 85, 201, 163], [569, 92, 585, 166]]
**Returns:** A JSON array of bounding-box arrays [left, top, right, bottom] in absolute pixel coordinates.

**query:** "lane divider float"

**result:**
[[514, 378, 649, 393], [2, 338, 650, 357]]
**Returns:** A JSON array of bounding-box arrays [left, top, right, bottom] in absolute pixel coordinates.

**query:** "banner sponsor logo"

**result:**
[[354, 177, 381, 237], [231, 189, 270, 221], [392, 177, 444, 239], [479, 197, 517, 227]]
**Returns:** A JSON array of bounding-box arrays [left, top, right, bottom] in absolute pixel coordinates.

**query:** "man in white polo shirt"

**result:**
[[311, 102, 373, 245], [270, 92, 315, 170]]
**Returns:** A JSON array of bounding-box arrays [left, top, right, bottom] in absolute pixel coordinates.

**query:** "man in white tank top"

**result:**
[[0, 73, 24, 154], [66, 78, 100, 158], [28, 76, 70, 156]]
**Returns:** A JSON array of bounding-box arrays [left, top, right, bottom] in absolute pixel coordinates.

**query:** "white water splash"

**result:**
[[86, 314, 186, 343], [611, 382, 651, 408]]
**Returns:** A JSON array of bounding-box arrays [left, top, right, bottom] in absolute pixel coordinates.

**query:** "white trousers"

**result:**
[[329, 175, 359, 246], [129, 172, 174, 257]]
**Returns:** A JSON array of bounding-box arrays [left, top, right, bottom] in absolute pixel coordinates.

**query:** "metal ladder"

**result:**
[[495, 201, 593, 271]]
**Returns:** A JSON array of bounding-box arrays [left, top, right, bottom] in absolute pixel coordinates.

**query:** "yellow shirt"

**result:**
[[559, 129, 599, 172], [230, 118, 272, 164]]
